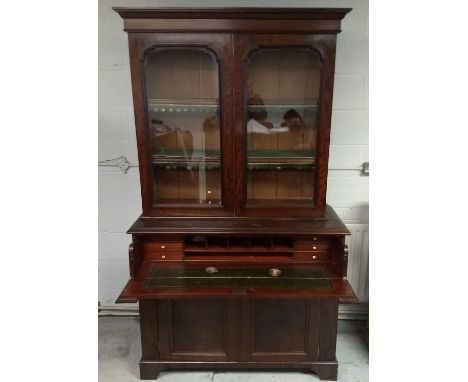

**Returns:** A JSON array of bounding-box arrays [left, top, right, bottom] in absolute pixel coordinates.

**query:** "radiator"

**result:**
[[339, 223, 369, 319]]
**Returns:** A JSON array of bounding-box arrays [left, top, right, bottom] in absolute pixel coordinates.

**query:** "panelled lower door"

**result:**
[[157, 299, 238, 361], [239, 299, 321, 362]]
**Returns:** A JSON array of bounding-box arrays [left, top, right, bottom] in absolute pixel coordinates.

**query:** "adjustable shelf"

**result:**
[[148, 98, 219, 113], [151, 149, 315, 170], [247, 98, 319, 111]]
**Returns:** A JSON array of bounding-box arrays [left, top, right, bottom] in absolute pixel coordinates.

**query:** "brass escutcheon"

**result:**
[[269, 268, 282, 277], [205, 266, 219, 274]]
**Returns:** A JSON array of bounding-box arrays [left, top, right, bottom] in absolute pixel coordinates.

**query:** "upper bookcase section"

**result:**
[[113, 7, 351, 34], [113, 8, 352, 218]]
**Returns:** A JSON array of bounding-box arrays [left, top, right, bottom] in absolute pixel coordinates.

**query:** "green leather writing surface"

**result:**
[[144, 267, 332, 289]]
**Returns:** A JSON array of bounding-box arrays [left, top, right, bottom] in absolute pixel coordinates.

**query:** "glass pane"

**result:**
[[246, 49, 320, 205], [144, 48, 221, 205]]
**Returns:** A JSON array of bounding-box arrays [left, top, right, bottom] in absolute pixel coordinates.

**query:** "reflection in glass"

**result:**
[[144, 48, 221, 205], [246, 49, 320, 205]]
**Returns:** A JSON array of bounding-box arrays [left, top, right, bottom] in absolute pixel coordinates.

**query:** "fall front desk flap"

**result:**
[[116, 264, 358, 303]]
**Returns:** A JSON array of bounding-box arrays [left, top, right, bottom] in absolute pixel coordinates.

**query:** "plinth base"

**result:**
[[140, 360, 338, 381]]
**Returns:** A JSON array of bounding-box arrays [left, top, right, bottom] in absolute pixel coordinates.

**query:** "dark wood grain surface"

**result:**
[[114, 7, 354, 381], [113, 8, 352, 19], [127, 205, 349, 235], [113, 8, 351, 34]]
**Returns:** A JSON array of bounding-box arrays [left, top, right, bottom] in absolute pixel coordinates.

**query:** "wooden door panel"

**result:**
[[241, 299, 320, 361], [171, 299, 225, 353], [157, 299, 237, 361], [252, 299, 308, 353]]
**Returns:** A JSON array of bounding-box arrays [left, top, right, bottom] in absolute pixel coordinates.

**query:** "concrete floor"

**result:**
[[99, 317, 368, 382]]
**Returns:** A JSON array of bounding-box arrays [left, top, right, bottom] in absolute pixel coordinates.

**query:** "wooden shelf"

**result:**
[[148, 98, 219, 113], [147, 99, 318, 113], [151, 149, 315, 170], [248, 98, 319, 110]]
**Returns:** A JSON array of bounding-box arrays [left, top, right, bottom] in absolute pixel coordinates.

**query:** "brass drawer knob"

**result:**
[[312, 255, 317, 259], [205, 266, 218, 274], [313, 246, 317, 250], [313, 237, 317, 241], [161, 255, 166, 259], [161, 245, 166, 249], [269, 268, 282, 277]]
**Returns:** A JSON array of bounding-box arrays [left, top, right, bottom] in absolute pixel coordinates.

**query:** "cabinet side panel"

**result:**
[[319, 298, 338, 360], [139, 300, 159, 359], [128, 34, 153, 214], [314, 34, 337, 213], [129, 235, 143, 278], [306, 299, 321, 360]]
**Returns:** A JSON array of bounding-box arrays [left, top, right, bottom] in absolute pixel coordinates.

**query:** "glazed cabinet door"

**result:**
[[157, 299, 238, 361], [233, 34, 337, 217], [128, 33, 234, 216]]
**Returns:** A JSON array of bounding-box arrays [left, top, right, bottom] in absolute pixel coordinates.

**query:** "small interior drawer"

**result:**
[[294, 242, 332, 251], [306, 236, 333, 243], [145, 252, 184, 261], [293, 252, 332, 261], [144, 242, 184, 252]]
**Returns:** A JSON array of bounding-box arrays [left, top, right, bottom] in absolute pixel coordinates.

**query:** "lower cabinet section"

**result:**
[[139, 298, 339, 380]]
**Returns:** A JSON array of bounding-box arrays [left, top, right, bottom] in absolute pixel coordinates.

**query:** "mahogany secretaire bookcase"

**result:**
[[113, 7, 357, 381]]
